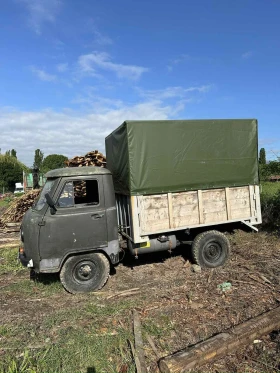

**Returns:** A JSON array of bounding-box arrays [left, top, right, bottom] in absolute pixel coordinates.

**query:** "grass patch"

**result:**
[[0, 247, 22, 275], [1, 307, 135, 373], [3, 275, 63, 297], [143, 315, 175, 339], [261, 181, 280, 196]]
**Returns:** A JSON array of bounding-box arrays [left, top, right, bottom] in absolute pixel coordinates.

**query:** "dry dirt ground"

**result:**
[[0, 230, 280, 373]]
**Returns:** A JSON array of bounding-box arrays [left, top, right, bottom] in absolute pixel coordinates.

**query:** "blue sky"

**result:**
[[0, 0, 280, 166]]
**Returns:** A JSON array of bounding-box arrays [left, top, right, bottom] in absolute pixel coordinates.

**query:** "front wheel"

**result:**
[[191, 230, 230, 268], [60, 252, 110, 294]]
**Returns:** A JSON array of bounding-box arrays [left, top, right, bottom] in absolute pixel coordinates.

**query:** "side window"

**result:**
[[58, 179, 99, 208], [57, 182, 74, 207]]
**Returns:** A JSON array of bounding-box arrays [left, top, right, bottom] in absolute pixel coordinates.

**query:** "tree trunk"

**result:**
[[159, 306, 280, 373]]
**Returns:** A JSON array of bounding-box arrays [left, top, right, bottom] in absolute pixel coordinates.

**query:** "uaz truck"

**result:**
[[19, 119, 262, 293]]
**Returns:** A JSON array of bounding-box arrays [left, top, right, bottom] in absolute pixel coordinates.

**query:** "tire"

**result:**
[[60, 253, 110, 294], [191, 230, 230, 268]]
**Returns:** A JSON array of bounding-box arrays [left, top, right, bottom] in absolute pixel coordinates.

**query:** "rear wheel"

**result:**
[[60, 252, 110, 294], [191, 230, 230, 268]]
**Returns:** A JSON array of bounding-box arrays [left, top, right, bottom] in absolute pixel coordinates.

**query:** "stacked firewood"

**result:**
[[0, 190, 40, 228], [74, 181, 86, 199], [65, 150, 106, 168]]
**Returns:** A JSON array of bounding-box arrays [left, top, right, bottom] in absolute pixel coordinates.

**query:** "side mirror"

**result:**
[[45, 193, 57, 215]]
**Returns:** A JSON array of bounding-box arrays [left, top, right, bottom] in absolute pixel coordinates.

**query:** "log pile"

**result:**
[[0, 190, 40, 229], [74, 181, 86, 199], [65, 150, 106, 168]]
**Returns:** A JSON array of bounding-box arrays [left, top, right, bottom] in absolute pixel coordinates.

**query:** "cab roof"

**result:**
[[45, 166, 111, 178]]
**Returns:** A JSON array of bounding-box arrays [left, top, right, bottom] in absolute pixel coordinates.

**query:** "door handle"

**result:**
[[91, 213, 104, 219]]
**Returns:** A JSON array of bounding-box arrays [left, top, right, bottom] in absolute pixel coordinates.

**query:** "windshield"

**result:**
[[34, 179, 56, 211]]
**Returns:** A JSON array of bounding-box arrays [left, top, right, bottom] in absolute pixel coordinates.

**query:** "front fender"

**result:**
[[39, 239, 120, 273]]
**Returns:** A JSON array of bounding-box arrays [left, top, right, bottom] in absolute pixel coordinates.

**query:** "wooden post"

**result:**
[[159, 306, 280, 373], [167, 193, 174, 229], [225, 187, 231, 220], [197, 190, 204, 224]]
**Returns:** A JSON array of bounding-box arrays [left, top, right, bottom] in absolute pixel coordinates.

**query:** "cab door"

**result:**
[[38, 176, 108, 271]]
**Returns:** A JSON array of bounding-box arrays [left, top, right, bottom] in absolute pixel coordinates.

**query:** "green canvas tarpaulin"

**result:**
[[105, 119, 259, 196]]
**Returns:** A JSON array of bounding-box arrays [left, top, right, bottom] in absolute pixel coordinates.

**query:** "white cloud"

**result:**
[[138, 85, 212, 100], [242, 51, 253, 59], [56, 63, 68, 72], [0, 101, 179, 165], [92, 29, 113, 46], [78, 52, 149, 80], [83, 19, 113, 47], [30, 67, 57, 81], [19, 0, 62, 34], [167, 54, 214, 72]]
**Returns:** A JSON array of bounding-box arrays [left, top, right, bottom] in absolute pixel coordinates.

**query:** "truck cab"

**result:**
[[19, 167, 120, 293]]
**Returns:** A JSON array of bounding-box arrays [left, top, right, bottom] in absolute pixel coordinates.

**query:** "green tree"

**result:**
[[267, 160, 280, 175], [259, 148, 266, 165], [41, 154, 68, 173], [11, 149, 17, 158], [33, 149, 44, 170], [0, 154, 28, 192]]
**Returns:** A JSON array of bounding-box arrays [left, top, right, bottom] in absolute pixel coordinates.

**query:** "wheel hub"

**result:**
[[74, 261, 96, 282], [204, 242, 222, 262], [79, 264, 92, 277]]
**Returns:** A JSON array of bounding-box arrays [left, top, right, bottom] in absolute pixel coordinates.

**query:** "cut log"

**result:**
[[159, 306, 280, 373], [133, 310, 148, 373]]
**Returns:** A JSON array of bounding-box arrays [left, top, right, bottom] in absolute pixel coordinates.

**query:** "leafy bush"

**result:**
[[261, 184, 280, 229]]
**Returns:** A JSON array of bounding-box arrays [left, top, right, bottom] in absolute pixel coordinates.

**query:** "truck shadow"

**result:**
[[121, 244, 193, 269], [30, 270, 60, 285]]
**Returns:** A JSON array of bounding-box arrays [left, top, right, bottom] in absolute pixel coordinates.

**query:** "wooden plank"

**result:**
[[229, 187, 250, 200], [202, 189, 225, 202], [255, 185, 262, 223], [141, 195, 168, 209], [230, 199, 250, 210], [131, 196, 147, 243], [141, 219, 170, 234], [197, 190, 204, 224], [133, 310, 148, 373], [167, 193, 174, 229], [173, 215, 200, 228], [173, 204, 199, 216], [249, 185, 255, 218], [159, 306, 280, 373], [172, 192, 198, 206], [204, 211, 227, 223], [202, 201, 227, 214], [231, 207, 251, 219], [143, 208, 169, 221], [225, 188, 231, 220]]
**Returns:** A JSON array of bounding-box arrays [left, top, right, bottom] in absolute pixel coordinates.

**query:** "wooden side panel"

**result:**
[[139, 186, 255, 236], [139, 194, 170, 234], [172, 191, 199, 228], [202, 189, 227, 223], [230, 187, 251, 219]]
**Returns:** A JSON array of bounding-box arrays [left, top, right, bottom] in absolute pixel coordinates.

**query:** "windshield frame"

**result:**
[[33, 178, 57, 211]]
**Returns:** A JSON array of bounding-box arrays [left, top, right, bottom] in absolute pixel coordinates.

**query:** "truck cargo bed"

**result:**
[[117, 185, 261, 244]]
